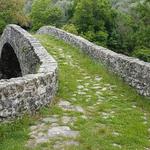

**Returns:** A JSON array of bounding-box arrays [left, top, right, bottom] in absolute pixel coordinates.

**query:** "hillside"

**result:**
[[110, 0, 144, 13]]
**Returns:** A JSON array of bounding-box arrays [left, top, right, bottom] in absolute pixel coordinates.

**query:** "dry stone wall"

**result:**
[[37, 26, 150, 97], [0, 25, 58, 121]]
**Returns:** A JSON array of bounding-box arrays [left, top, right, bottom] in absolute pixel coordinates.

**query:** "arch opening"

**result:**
[[0, 43, 22, 79]]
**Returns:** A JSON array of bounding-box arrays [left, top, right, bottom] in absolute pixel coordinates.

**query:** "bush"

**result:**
[[83, 31, 95, 41], [30, 0, 62, 31], [132, 48, 150, 62], [95, 31, 108, 46], [62, 24, 78, 35]]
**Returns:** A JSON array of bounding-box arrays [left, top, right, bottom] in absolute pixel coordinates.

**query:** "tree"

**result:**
[[53, 0, 74, 25], [30, 0, 62, 30], [0, 0, 29, 33], [107, 12, 135, 54], [72, 0, 114, 46], [132, 0, 150, 49], [130, 0, 150, 61]]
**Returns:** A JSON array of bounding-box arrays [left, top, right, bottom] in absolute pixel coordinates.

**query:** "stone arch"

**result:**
[[0, 24, 57, 121], [0, 43, 22, 79]]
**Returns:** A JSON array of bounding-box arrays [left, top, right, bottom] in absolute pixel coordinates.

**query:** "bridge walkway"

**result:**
[[26, 34, 150, 150]]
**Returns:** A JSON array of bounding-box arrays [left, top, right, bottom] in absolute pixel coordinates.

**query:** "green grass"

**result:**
[[0, 34, 150, 150]]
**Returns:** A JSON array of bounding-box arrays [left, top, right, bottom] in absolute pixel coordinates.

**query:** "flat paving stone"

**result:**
[[112, 143, 122, 149], [42, 116, 58, 123], [58, 100, 85, 113], [77, 85, 84, 89], [48, 126, 79, 138], [53, 140, 79, 150], [61, 116, 76, 125]]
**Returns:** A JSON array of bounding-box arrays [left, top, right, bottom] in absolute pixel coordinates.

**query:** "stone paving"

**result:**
[[26, 38, 150, 150], [26, 46, 120, 149], [27, 112, 80, 149], [26, 47, 109, 149]]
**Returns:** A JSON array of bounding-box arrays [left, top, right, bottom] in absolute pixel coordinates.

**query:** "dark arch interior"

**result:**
[[0, 43, 22, 79]]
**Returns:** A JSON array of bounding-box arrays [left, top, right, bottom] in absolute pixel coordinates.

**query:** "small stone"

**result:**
[[101, 112, 109, 119], [101, 87, 107, 91], [91, 86, 101, 90], [77, 91, 86, 95], [0, 104, 3, 110], [77, 80, 83, 82], [75, 106, 85, 113], [61, 116, 76, 124], [81, 115, 88, 120], [58, 48, 63, 51], [95, 76, 102, 81], [145, 147, 150, 150], [42, 117, 58, 123], [77, 85, 84, 89], [73, 94, 77, 97], [112, 131, 120, 136], [54, 140, 79, 149], [141, 116, 147, 121], [112, 143, 122, 148], [84, 76, 91, 79], [50, 123, 59, 127], [36, 136, 49, 144], [84, 83, 90, 86], [58, 100, 71, 107], [143, 121, 148, 125], [47, 126, 79, 138], [30, 125, 37, 131], [83, 88, 89, 91], [132, 105, 137, 108], [96, 91, 102, 95]]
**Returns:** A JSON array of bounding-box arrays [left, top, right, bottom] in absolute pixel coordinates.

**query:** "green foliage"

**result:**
[[72, 0, 113, 46], [95, 31, 109, 46], [107, 11, 135, 54], [107, 0, 150, 57], [0, 115, 32, 150], [134, 26, 150, 49], [30, 0, 62, 31], [0, 20, 6, 34], [0, 0, 29, 34], [62, 24, 78, 35], [132, 48, 150, 62], [53, 0, 74, 25], [83, 30, 108, 46], [132, 0, 150, 49]]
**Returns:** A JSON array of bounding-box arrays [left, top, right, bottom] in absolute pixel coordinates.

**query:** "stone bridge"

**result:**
[[37, 26, 150, 97], [0, 24, 149, 121], [0, 25, 58, 121]]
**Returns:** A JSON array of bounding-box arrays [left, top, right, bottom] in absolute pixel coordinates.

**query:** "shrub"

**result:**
[[30, 0, 62, 31], [62, 24, 78, 35], [132, 48, 150, 62], [0, 20, 6, 33]]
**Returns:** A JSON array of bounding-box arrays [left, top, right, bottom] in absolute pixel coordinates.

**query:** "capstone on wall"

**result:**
[[37, 26, 150, 97]]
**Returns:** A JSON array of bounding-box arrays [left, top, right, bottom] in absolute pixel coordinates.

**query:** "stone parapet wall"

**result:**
[[37, 26, 150, 97], [0, 25, 58, 121]]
